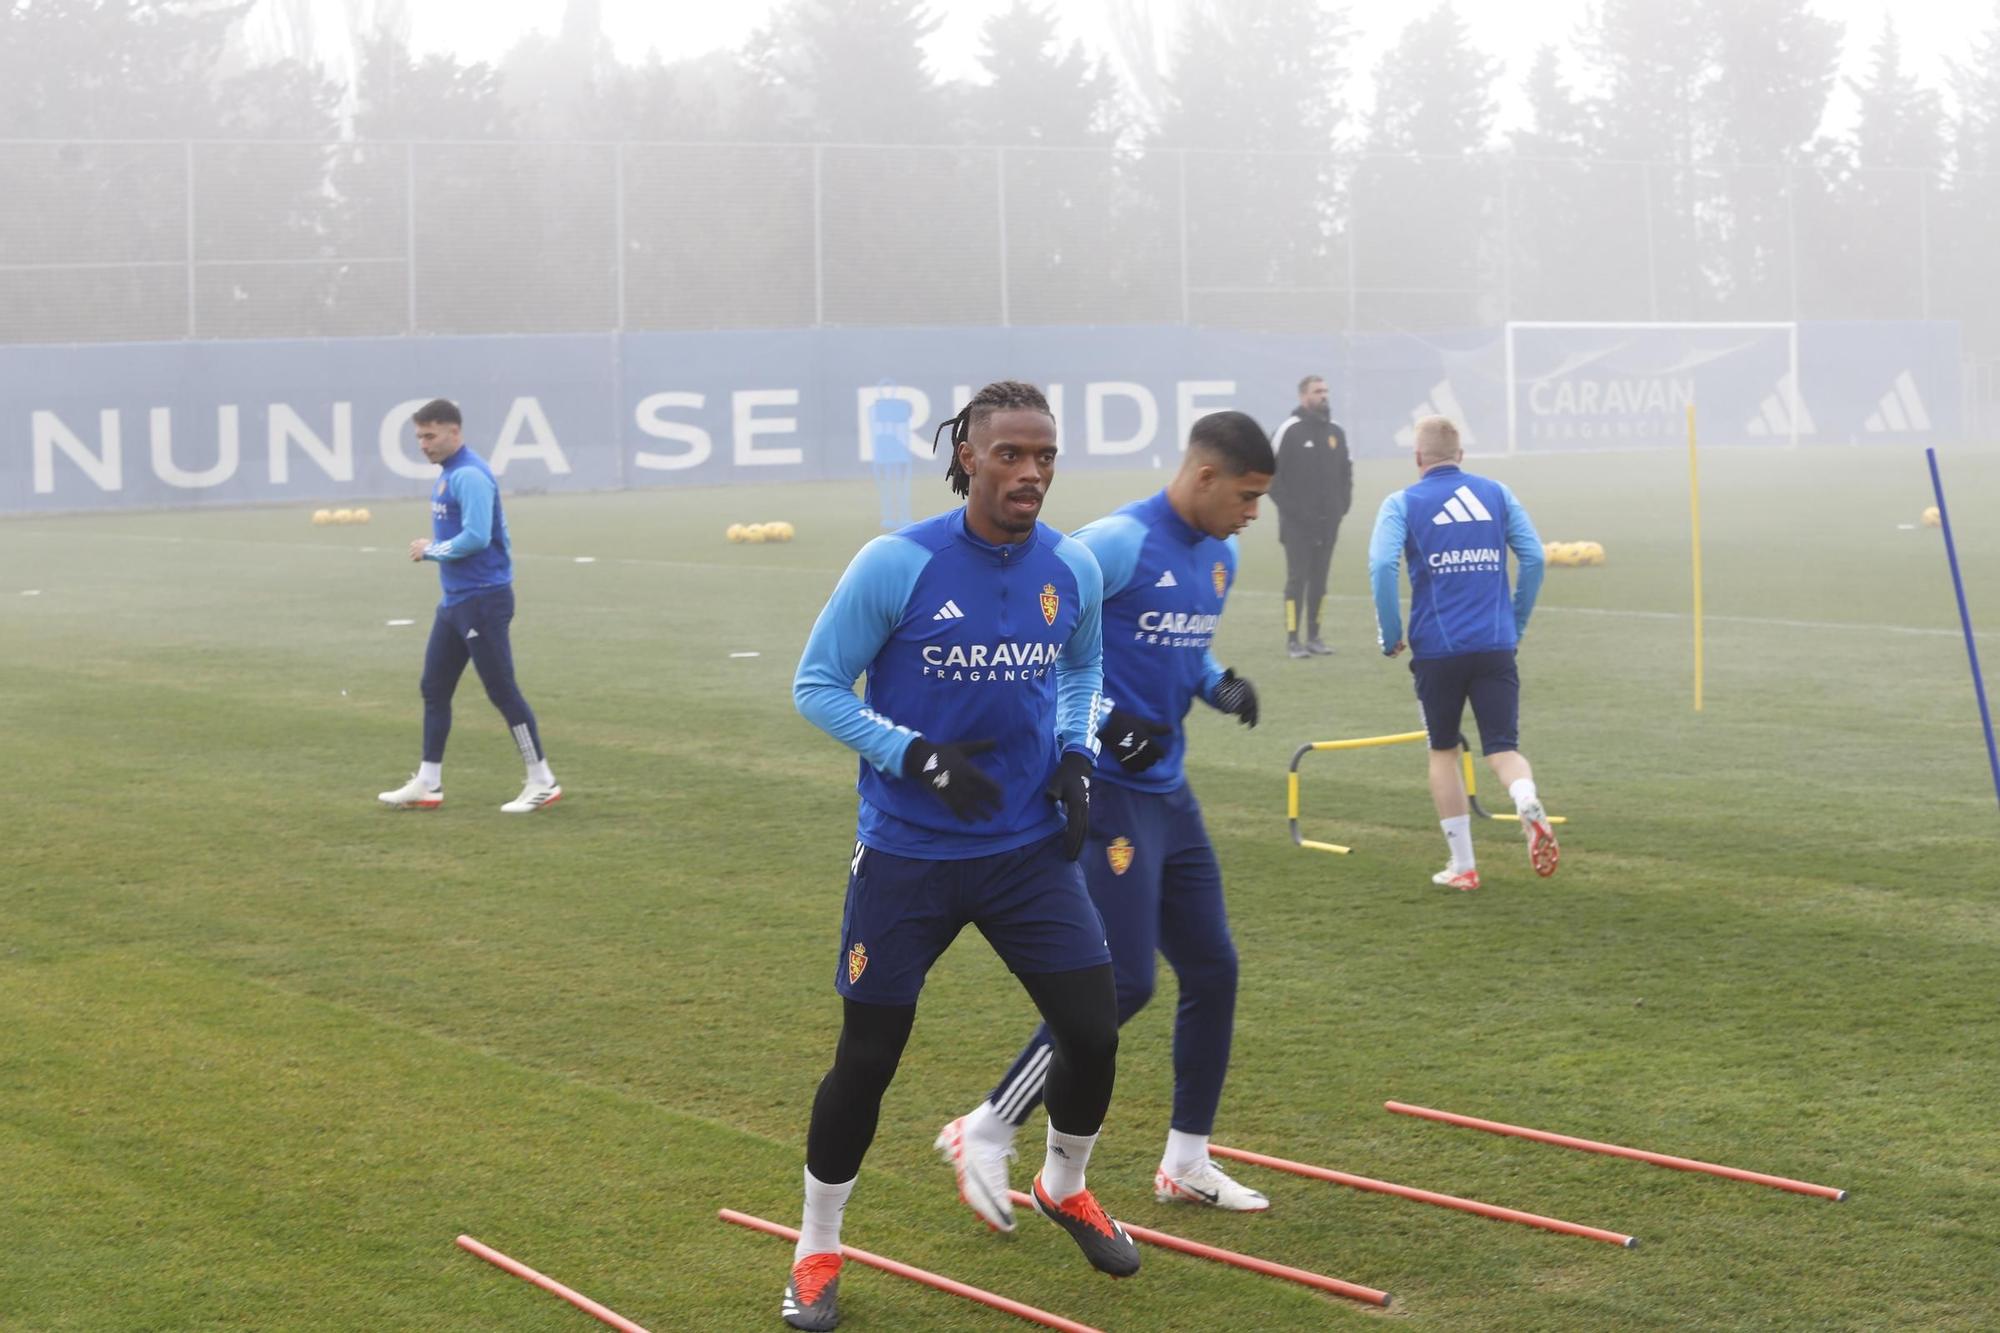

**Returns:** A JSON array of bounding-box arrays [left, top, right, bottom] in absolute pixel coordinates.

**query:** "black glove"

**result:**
[[1046, 749, 1093, 860], [902, 737, 1002, 823], [1096, 707, 1172, 775], [1211, 669, 1259, 728]]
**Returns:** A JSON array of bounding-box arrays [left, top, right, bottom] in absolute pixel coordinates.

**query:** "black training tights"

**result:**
[[805, 963, 1119, 1184]]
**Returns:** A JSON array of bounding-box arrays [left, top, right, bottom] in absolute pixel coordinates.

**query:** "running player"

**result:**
[[934, 410, 1274, 1232], [1368, 415, 1556, 890], [782, 380, 1137, 1331]]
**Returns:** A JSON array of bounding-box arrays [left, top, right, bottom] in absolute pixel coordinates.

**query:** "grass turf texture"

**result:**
[[3, 444, 1997, 1330]]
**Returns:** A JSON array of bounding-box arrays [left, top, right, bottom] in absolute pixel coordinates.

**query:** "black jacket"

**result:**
[[1269, 407, 1353, 537]]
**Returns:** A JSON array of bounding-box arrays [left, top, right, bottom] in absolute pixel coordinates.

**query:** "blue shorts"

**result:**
[[1082, 779, 1232, 1013], [1412, 649, 1520, 754], [835, 834, 1111, 1006]]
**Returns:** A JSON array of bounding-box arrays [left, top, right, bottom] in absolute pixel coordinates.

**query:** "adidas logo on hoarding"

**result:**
[[1865, 372, 1932, 433], [1154, 569, 1178, 588], [1744, 371, 1816, 437], [1430, 485, 1494, 525], [932, 600, 966, 620], [1395, 381, 1476, 450]]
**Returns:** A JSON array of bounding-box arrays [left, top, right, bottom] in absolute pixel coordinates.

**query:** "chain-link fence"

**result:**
[[0, 138, 1980, 356]]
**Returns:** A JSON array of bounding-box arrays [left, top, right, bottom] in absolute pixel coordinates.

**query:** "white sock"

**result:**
[[1041, 1126, 1097, 1200], [1509, 778, 1540, 812], [966, 1098, 1018, 1149], [417, 761, 442, 789], [528, 759, 555, 787], [794, 1167, 854, 1262], [1162, 1128, 1209, 1176], [1442, 814, 1475, 871]]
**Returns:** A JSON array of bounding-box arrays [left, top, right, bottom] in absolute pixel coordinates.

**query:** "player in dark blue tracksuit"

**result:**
[[934, 411, 1276, 1232], [376, 399, 559, 814], [780, 381, 1137, 1332], [1369, 414, 1556, 891]]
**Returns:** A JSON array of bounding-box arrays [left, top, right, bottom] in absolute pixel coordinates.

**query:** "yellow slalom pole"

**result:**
[[1687, 401, 1705, 712]]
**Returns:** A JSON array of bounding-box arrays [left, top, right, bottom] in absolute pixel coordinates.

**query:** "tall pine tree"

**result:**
[[1152, 0, 1352, 328], [1354, 2, 1498, 328]]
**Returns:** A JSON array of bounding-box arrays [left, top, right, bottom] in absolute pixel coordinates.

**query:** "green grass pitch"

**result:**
[[3, 444, 1997, 1330]]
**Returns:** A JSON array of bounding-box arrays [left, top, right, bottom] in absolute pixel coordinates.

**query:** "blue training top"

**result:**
[[794, 508, 1105, 860], [423, 446, 512, 605], [1071, 490, 1236, 794], [1368, 464, 1545, 661]]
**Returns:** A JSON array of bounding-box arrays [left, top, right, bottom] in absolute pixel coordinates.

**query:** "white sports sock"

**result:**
[[1442, 814, 1475, 871], [417, 761, 442, 788], [1041, 1126, 1097, 1201], [1509, 778, 1540, 812], [528, 759, 555, 787], [794, 1167, 855, 1262], [1162, 1128, 1209, 1177], [966, 1098, 1018, 1149]]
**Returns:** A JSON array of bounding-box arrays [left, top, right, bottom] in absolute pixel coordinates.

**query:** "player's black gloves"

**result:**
[[1096, 707, 1172, 775], [1047, 749, 1093, 860], [903, 737, 1002, 824], [1211, 670, 1259, 728]]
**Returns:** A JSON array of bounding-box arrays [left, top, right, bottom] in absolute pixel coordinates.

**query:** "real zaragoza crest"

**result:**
[[1107, 837, 1135, 875], [1040, 582, 1059, 626], [848, 942, 868, 984], [1212, 561, 1227, 597]]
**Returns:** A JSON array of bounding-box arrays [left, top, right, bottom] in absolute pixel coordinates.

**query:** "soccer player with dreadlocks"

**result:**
[[934, 410, 1275, 1231], [781, 381, 1136, 1330]]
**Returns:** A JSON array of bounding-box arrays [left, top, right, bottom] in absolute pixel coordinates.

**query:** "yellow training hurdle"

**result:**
[[1287, 731, 1569, 855]]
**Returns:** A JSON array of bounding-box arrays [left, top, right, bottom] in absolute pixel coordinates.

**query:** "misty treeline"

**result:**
[[6, 0, 2000, 351]]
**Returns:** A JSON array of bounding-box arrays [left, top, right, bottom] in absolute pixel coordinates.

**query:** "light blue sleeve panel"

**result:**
[[1498, 482, 1545, 636], [1052, 535, 1105, 758], [1199, 533, 1238, 703], [793, 535, 930, 774], [1367, 490, 1410, 652], [1068, 512, 1147, 599], [426, 466, 496, 561]]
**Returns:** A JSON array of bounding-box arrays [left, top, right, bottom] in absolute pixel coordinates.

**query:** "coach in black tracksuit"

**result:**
[[1270, 374, 1352, 657]]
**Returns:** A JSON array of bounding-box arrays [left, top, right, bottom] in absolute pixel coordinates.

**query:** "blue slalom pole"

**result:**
[[1926, 447, 2000, 811]]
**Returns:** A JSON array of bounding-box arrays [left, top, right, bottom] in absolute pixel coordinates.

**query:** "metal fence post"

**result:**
[[995, 146, 1010, 327], [404, 142, 418, 334], [613, 141, 627, 332], [1177, 149, 1190, 326], [1784, 163, 1799, 321], [184, 140, 197, 338], [1641, 162, 1659, 321], [1919, 169, 1932, 320], [812, 144, 825, 327]]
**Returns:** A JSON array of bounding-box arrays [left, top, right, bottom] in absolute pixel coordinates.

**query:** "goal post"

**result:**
[[1502, 321, 1801, 454]]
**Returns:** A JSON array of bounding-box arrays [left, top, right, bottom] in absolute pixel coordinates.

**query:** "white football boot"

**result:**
[[377, 774, 442, 809], [934, 1116, 1016, 1232], [1154, 1157, 1270, 1211], [501, 781, 563, 813]]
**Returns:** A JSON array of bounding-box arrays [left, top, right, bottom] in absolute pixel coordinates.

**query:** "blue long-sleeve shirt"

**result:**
[[424, 446, 512, 605], [1070, 491, 1236, 793], [1369, 464, 1544, 660], [794, 509, 1104, 859]]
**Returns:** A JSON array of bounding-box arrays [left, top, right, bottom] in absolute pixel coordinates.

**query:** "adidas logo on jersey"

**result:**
[[1430, 485, 1494, 526], [1865, 372, 1931, 433], [932, 600, 966, 621], [1154, 569, 1178, 588]]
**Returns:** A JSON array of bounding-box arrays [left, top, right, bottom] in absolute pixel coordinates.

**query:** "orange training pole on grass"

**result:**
[[717, 1209, 1103, 1333], [1005, 1189, 1390, 1307], [1385, 1100, 1848, 1201], [456, 1235, 653, 1333], [1208, 1144, 1637, 1247]]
